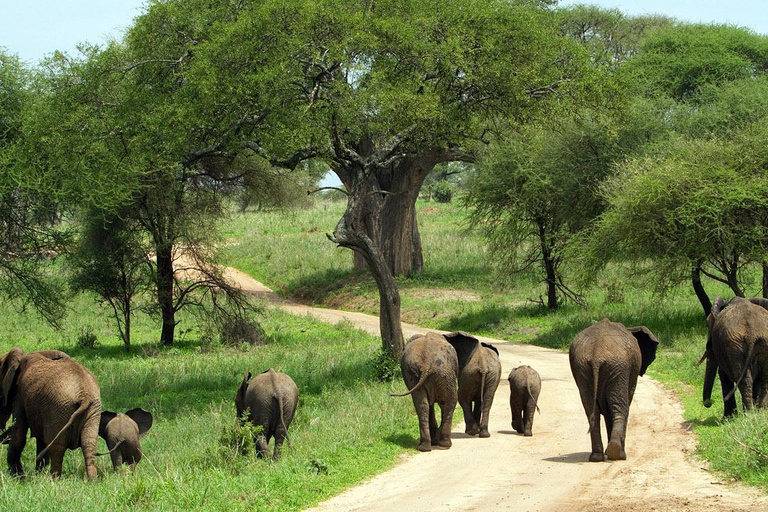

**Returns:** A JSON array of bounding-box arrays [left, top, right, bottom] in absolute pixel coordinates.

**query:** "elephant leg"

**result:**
[[523, 399, 536, 437], [575, 376, 605, 461], [719, 368, 738, 417], [459, 395, 478, 436], [605, 399, 628, 461], [412, 394, 432, 452], [428, 403, 439, 445], [436, 399, 454, 450], [48, 446, 66, 479], [81, 416, 99, 480], [35, 438, 49, 471], [738, 370, 755, 412], [255, 434, 270, 459], [111, 449, 124, 470], [478, 390, 494, 438], [273, 425, 288, 460], [7, 421, 27, 477]]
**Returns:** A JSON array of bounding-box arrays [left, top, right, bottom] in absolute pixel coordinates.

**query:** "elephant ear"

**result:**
[[481, 342, 499, 356], [1, 347, 24, 407], [710, 296, 727, 318], [99, 411, 118, 439], [126, 408, 153, 437], [235, 372, 252, 419], [748, 298, 768, 312], [628, 326, 659, 376], [443, 331, 480, 370]]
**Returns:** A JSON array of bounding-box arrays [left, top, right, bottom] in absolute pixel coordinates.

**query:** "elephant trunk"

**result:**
[[702, 351, 717, 408]]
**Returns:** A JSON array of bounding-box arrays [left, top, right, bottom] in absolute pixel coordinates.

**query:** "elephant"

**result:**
[[98, 408, 153, 471], [507, 365, 541, 437], [701, 296, 768, 417], [0, 347, 101, 479], [391, 332, 458, 451], [443, 331, 501, 438], [235, 368, 299, 460], [569, 319, 658, 462]]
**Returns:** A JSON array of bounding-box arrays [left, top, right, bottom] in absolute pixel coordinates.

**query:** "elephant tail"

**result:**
[[588, 363, 599, 434], [36, 400, 92, 463], [723, 340, 758, 403], [277, 394, 291, 448], [95, 439, 124, 457], [390, 372, 429, 397], [527, 385, 541, 414]]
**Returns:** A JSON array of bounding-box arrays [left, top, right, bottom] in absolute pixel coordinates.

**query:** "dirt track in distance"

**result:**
[[224, 266, 768, 512]]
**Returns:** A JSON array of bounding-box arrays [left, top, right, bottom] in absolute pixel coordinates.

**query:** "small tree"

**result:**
[[69, 211, 149, 350]]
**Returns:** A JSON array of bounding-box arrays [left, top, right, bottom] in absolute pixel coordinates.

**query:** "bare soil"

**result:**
[[223, 266, 767, 512]]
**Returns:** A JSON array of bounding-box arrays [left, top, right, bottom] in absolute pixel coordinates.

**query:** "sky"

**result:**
[[1, 1, 767, 66]]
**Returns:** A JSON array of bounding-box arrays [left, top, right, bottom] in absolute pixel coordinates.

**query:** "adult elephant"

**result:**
[[701, 296, 768, 417], [0, 347, 101, 479], [236, 368, 299, 460], [391, 333, 458, 451], [443, 331, 501, 438], [569, 319, 659, 462]]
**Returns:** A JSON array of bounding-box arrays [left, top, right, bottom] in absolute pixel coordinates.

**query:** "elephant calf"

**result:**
[[236, 368, 299, 460], [507, 365, 541, 437], [569, 319, 658, 462], [99, 408, 153, 471]]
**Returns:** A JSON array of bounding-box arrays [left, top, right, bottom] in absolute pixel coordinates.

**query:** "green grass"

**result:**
[[0, 300, 414, 511], [218, 197, 768, 490]]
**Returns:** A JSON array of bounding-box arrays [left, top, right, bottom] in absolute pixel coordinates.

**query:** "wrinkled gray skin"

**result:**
[[392, 333, 458, 452], [235, 369, 298, 460], [702, 297, 768, 417], [569, 319, 658, 462], [0, 347, 101, 479], [99, 408, 153, 471], [444, 332, 501, 438], [508, 365, 541, 437]]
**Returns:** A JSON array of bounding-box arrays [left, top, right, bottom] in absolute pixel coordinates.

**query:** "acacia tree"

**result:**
[[0, 50, 68, 325], [172, 0, 596, 356]]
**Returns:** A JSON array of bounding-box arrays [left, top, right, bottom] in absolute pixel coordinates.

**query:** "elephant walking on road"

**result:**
[[0, 347, 101, 479], [508, 365, 541, 437], [569, 319, 658, 462], [443, 332, 501, 438], [236, 368, 299, 460], [392, 333, 458, 452], [702, 297, 768, 417]]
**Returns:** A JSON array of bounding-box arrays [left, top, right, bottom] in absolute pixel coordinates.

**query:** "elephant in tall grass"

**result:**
[[0, 347, 101, 479], [392, 333, 458, 451], [99, 408, 153, 471], [701, 297, 768, 417], [569, 319, 658, 462], [236, 368, 299, 460]]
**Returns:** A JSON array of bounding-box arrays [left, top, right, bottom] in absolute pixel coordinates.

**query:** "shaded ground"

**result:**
[[223, 266, 767, 512]]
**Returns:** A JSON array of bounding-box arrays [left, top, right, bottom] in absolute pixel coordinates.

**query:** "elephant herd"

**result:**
[[396, 297, 768, 464], [0, 294, 765, 479]]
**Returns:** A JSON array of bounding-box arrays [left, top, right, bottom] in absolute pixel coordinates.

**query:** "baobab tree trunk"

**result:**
[[330, 168, 405, 358], [338, 157, 433, 277]]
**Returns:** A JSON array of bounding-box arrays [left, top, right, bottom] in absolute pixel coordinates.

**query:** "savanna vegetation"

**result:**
[[2, 0, 768, 508]]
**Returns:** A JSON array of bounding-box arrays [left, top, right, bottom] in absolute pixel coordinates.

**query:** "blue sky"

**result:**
[[1, 1, 766, 65]]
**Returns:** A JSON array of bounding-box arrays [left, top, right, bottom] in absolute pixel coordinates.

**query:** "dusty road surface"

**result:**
[[223, 266, 767, 512]]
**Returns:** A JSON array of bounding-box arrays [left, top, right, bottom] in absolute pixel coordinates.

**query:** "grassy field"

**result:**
[[219, 197, 768, 490], [0, 296, 413, 511]]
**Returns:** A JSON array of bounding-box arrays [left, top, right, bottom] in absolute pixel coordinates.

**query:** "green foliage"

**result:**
[[219, 412, 263, 456], [373, 348, 400, 382], [431, 181, 454, 204], [76, 325, 99, 350]]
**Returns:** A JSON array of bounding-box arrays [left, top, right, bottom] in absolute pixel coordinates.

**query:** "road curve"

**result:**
[[223, 266, 767, 512]]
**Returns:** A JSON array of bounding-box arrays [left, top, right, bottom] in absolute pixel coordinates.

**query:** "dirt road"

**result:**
[[224, 267, 767, 511]]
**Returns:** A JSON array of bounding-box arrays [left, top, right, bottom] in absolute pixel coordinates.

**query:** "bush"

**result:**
[[220, 317, 267, 347], [374, 348, 400, 382], [432, 180, 454, 203], [76, 325, 98, 349], [219, 413, 264, 456]]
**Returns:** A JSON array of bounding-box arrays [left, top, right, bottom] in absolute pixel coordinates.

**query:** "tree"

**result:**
[[69, 210, 149, 350], [178, 0, 598, 356], [0, 50, 68, 325]]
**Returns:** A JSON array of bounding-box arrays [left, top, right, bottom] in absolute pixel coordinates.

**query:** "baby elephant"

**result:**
[[508, 365, 541, 437], [236, 368, 299, 460], [99, 408, 153, 471]]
